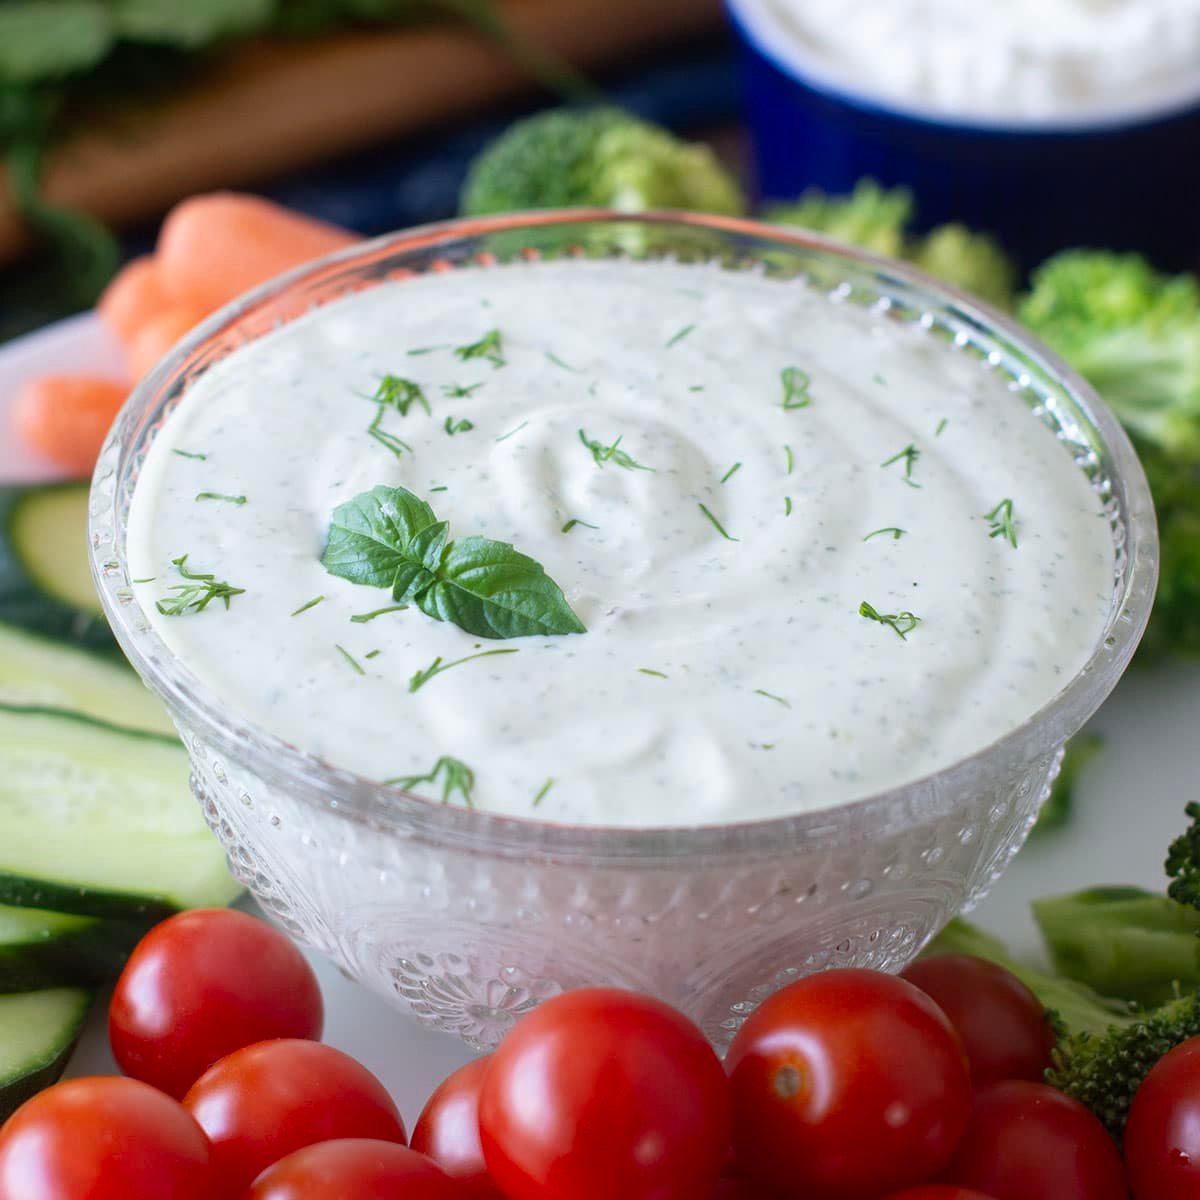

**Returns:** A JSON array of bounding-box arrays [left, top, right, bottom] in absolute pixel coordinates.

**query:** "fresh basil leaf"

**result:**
[[391, 521, 448, 603], [112, 0, 277, 48], [321, 485, 438, 588], [416, 534, 586, 640], [0, 3, 113, 84]]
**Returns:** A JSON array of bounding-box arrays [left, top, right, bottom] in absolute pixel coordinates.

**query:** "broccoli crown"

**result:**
[[460, 106, 745, 218], [907, 223, 1017, 311], [1166, 801, 1200, 909], [764, 180, 913, 260], [1017, 251, 1200, 459], [1048, 990, 1200, 1141]]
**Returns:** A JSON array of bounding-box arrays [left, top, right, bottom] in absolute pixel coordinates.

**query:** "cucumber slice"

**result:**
[[0, 704, 240, 921], [0, 622, 174, 737], [0, 988, 92, 1121], [0, 904, 141, 992], [0, 483, 118, 655]]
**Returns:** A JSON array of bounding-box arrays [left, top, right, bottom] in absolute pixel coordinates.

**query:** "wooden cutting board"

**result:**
[[0, 0, 725, 263]]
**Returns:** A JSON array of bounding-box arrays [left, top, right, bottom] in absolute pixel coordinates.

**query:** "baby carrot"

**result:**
[[126, 308, 207, 380], [97, 256, 174, 346], [11, 375, 129, 475]]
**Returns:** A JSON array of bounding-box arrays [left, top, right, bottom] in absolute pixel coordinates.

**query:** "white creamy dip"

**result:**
[[127, 259, 1113, 827], [754, 0, 1200, 122]]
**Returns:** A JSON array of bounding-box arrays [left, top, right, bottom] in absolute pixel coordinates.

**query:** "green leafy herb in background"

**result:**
[[322, 484, 586, 639]]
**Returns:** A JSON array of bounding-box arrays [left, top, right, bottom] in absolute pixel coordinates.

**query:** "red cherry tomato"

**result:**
[[942, 1080, 1127, 1200], [109, 907, 323, 1098], [725, 968, 972, 1200], [411, 1057, 501, 1199], [0, 1076, 214, 1200], [1124, 1036, 1200, 1199], [883, 1189, 1000, 1199], [183, 1039, 406, 1194], [479, 988, 730, 1200], [901, 955, 1055, 1086], [245, 1139, 460, 1199]]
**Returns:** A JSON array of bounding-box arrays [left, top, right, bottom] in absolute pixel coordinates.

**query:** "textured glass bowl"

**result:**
[[89, 211, 1157, 1049]]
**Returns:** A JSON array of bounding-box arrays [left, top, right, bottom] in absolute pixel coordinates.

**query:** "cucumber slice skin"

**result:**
[[0, 704, 240, 921], [0, 911, 143, 992], [0, 989, 93, 1122], [0, 484, 119, 657]]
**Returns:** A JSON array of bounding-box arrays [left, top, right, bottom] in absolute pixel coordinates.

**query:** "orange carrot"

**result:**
[[157, 193, 357, 314], [126, 307, 208, 380], [11, 375, 129, 475], [97, 256, 175, 345]]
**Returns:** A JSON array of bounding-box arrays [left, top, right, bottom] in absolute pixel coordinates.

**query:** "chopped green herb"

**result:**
[[578, 429, 654, 472], [859, 600, 921, 641], [863, 527, 907, 542], [429, 485, 449, 493], [442, 382, 484, 399], [408, 648, 520, 693], [407, 345, 450, 356], [781, 366, 812, 410], [784, 496, 793, 516], [367, 412, 412, 459], [638, 668, 668, 679], [873, 373, 887, 386], [195, 492, 247, 506], [372, 375, 430, 417], [721, 462, 743, 484], [156, 555, 245, 617], [291, 595, 325, 617], [784, 445, 795, 475], [496, 420, 529, 443], [335, 644, 365, 675], [385, 756, 476, 807], [936, 418, 949, 436], [881, 443, 922, 487], [132, 577, 156, 584], [365, 649, 382, 660], [665, 323, 696, 348], [350, 605, 408, 624], [454, 329, 505, 368], [698, 502, 738, 542], [532, 778, 555, 807], [754, 689, 791, 708], [688, 385, 705, 393], [561, 518, 599, 534], [985, 498, 1018, 548], [444, 416, 475, 435], [172, 449, 208, 461], [545, 351, 583, 373]]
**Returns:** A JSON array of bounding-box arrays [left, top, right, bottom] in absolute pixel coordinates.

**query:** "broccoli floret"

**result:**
[[907, 223, 1017, 310], [1166, 801, 1200, 908], [1048, 990, 1200, 1141], [764, 180, 913, 259], [1018, 251, 1200, 458], [1032, 885, 1200, 1008], [1031, 733, 1105, 838], [460, 106, 745, 218]]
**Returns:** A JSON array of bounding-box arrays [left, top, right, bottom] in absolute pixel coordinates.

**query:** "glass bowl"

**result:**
[[89, 211, 1157, 1049]]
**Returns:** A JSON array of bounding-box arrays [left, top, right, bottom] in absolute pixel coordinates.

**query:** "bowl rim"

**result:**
[[726, 0, 1200, 136], [90, 208, 1158, 862]]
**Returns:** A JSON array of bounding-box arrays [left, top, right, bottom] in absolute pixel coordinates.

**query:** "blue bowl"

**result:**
[[727, 0, 1200, 271]]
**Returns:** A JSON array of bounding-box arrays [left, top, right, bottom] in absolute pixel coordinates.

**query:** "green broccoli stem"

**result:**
[[1032, 886, 1200, 1008]]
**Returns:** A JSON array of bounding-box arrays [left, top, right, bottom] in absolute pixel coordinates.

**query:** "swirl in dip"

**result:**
[[126, 258, 1113, 827]]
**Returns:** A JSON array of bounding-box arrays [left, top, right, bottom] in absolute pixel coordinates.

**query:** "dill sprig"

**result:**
[[155, 555, 245, 616], [721, 462, 742, 484], [985, 498, 1019, 548], [781, 366, 812, 410], [335, 644, 365, 675], [863, 527, 907, 542], [545, 351, 583, 373], [665, 323, 696, 348], [444, 416, 475, 435], [454, 329, 505, 367], [578, 428, 654, 472], [561, 518, 599, 534], [698, 502, 738, 542], [443, 382, 484, 398], [754, 689, 791, 708], [291, 595, 325, 617], [195, 492, 247, 505], [859, 600, 921, 641], [386, 756, 476, 807], [350, 605, 408, 624], [533, 778, 555, 807], [172, 449, 208, 461], [638, 668, 668, 679], [408, 648, 519, 693], [881, 443, 921, 487]]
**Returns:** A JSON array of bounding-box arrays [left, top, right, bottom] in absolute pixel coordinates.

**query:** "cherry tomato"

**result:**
[[0, 1076, 214, 1200], [183, 1038, 406, 1194], [1124, 1036, 1200, 1199], [883, 1189, 1000, 1199], [725, 968, 972, 1200], [942, 1080, 1126, 1200], [479, 988, 730, 1200], [901, 955, 1055, 1086], [109, 907, 323, 1098], [245, 1139, 461, 1199], [411, 1057, 501, 1199], [709, 1181, 756, 1199]]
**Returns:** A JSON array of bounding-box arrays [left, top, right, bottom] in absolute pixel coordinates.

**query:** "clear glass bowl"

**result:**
[[89, 211, 1157, 1049]]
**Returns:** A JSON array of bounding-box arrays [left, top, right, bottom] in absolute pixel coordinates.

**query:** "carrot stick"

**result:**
[[97, 256, 174, 345], [156, 193, 357, 314], [126, 308, 209, 380], [11, 375, 129, 475]]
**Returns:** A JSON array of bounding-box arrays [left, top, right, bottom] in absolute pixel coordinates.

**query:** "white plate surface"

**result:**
[[2, 314, 1196, 1125]]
